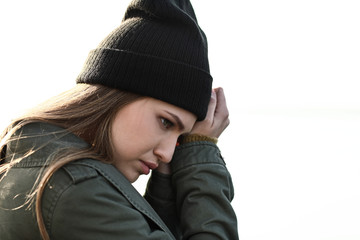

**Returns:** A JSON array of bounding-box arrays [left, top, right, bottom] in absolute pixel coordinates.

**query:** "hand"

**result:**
[[190, 87, 230, 138], [155, 88, 230, 175], [156, 162, 171, 175]]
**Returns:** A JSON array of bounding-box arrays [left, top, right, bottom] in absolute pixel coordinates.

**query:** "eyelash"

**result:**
[[160, 117, 174, 129]]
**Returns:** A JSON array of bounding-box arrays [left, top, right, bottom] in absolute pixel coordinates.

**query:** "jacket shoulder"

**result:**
[[62, 160, 99, 184], [42, 159, 175, 239]]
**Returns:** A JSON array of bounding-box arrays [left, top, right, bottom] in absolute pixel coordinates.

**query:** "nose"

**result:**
[[154, 136, 178, 163]]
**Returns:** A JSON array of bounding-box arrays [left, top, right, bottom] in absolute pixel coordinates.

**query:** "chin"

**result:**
[[126, 173, 140, 183], [112, 164, 139, 183]]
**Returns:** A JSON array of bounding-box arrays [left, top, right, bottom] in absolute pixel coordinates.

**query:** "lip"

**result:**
[[140, 160, 158, 175]]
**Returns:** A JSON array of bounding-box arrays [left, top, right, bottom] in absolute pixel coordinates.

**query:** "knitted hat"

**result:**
[[76, 0, 212, 120]]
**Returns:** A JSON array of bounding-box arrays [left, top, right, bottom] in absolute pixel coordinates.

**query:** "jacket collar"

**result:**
[[71, 158, 175, 237]]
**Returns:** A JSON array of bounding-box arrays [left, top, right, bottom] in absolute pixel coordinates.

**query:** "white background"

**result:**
[[1, 1, 360, 239]]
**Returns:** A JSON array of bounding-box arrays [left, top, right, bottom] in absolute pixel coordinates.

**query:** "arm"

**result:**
[[144, 170, 181, 238], [171, 141, 238, 240], [154, 87, 238, 239], [176, 88, 238, 239]]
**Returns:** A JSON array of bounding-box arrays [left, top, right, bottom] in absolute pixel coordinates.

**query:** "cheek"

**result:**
[[111, 121, 158, 161], [110, 129, 127, 162]]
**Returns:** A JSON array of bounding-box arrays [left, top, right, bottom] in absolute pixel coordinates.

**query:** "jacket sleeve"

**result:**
[[171, 141, 239, 240], [144, 171, 181, 238], [42, 167, 174, 240]]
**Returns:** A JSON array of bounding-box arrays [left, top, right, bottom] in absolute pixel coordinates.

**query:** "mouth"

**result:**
[[139, 160, 158, 175]]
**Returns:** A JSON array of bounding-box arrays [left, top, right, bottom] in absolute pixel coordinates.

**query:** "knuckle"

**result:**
[[203, 118, 213, 126], [225, 118, 230, 126]]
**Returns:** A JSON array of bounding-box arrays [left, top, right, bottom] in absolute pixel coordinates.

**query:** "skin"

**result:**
[[111, 87, 230, 182], [157, 87, 230, 174], [111, 97, 197, 182]]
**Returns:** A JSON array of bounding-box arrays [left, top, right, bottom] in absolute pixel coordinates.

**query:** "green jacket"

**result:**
[[0, 122, 238, 239]]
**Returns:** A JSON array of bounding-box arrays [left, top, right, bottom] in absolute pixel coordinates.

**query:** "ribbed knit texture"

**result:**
[[180, 134, 218, 144], [76, 0, 212, 120]]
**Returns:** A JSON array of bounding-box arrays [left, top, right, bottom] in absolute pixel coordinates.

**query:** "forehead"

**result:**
[[119, 97, 197, 129], [148, 97, 196, 118]]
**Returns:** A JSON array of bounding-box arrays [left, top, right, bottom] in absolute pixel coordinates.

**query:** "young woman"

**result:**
[[0, 0, 238, 239]]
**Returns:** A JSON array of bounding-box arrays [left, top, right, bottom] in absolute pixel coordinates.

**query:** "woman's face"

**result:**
[[111, 97, 197, 182]]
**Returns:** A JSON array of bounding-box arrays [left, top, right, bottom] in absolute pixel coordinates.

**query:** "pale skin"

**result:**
[[157, 87, 230, 174], [111, 87, 229, 182]]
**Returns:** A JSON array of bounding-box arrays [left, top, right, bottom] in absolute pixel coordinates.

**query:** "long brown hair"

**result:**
[[0, 84, 143, 239]]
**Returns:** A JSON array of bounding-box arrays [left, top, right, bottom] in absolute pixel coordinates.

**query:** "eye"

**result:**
[[160, 118, 174, 129]]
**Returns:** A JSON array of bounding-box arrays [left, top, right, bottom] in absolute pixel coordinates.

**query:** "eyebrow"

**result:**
[[165, 111, 185, 131]]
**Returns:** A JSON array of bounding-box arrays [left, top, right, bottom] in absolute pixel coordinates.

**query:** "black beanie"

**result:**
[[76, 0, 212, 120]]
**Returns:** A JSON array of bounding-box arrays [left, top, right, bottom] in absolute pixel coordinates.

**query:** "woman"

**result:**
[[0, 0, 238, 239]]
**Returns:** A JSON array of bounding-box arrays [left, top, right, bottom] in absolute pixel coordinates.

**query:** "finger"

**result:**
[[204, 89, 217, 123], [214, 87, 229, 118], [213, 88, 230, 132]]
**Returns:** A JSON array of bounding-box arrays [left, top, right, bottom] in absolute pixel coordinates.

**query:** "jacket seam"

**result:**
[[44, 173, 74, 235]]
